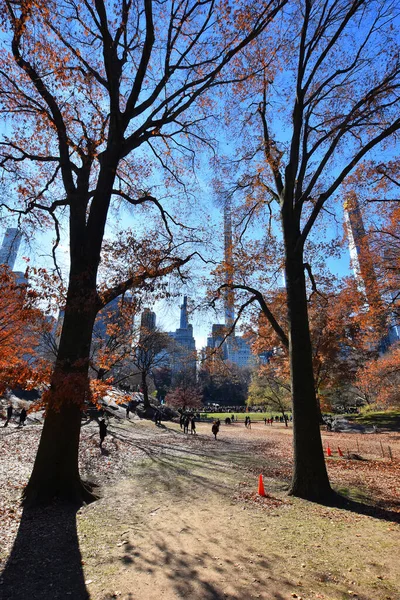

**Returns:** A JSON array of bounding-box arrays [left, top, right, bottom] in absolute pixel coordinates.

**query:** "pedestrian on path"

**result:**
[[19, 408, 27, 427], [190, 416, 196, 434], [99, 418, 108, 448], [183, 415, 190, 434], [212, 421, 219, 440]]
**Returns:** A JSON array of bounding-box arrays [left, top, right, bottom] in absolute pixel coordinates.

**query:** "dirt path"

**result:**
[[1, 419, 400, 600], [78, 421, 400, 600]]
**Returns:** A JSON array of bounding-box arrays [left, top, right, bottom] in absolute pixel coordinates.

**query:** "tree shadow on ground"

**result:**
[[0, 504, 89, 600], [332, 493, 400, 523], [106, 517, 293, 600]]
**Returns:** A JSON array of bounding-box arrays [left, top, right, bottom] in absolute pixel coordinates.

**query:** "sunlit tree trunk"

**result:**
[[23, 277, 98, 505], [23, 187, 107, 505], [284, 222, 333, 501]]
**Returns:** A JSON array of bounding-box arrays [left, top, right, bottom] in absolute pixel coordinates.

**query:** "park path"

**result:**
[[76, 421, 400, 600], [1, 419, 400, 600]]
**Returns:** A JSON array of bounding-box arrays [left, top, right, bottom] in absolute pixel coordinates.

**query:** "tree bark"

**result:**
[[284, 236, 333, 502], [23, 151, 119, 506]]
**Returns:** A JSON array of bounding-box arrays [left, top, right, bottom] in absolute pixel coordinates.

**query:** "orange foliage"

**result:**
[[356, 345, 400, 408], [0, 265, 51, 395], [253, 277, 382, 398]]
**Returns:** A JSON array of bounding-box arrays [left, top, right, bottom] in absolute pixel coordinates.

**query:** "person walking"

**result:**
[[247, 416, 251, 429], [183, 415, 190, 434], [19, 408, 27, 427], [4, 404, 12, 427], [190, 416, 196, 435], [212, 420, 219, 440], [99, 418, 108, 448]]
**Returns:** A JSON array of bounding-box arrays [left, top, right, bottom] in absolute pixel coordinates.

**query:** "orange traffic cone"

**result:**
[[326, 445, 332, 457], [258, 474, 266, 497], [338, 446, 344, 457]]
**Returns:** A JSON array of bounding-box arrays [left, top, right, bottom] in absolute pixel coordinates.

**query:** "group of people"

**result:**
[[3, 404, 27, 427], [264, 415, 291, 425], [179, 413, 196, 434], [244, 415, 251, 429]]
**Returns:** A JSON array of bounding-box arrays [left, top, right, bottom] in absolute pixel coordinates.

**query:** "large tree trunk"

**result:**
[[23, 283, 99, 507], [285, 239, 333, 502]]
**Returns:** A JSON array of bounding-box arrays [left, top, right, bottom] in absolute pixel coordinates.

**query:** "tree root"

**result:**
[[22, 477, 100, 508]]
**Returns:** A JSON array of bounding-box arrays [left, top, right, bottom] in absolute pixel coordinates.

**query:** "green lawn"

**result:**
[[200, 411, 292, 422], [201, 409, 400, 430], [347, 409, 400, 431]]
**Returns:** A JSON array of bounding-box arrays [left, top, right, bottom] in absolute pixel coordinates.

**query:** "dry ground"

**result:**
[[0, 418, 399, 600]]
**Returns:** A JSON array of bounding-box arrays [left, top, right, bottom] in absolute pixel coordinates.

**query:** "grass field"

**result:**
[[203, 409, 400, 427], [200, 411, 292, 421], [348, 409, 400, 430]]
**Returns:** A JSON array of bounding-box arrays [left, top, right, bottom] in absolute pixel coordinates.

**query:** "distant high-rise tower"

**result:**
[[344, 194, 380, 308], [223, 194, 235, 331], [141, 307, 156, 332], [204, 193, 254, 370], [344, 193, 400, 350], [168, 296, 196, 381], [179, 296, 188, 329], [0, 228, 22, 270]]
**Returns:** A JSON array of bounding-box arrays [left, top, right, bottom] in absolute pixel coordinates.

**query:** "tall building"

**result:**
[[0, 228, 22, 270], [344, 193, 400, 349], [223, 194, 235, 330], [383, 248, 400, 345], [207, 324, 229, 360], [226, 335, 256, 369], [344, 194, 380, 307], [168, 296, 197, 381], [140, 307, 156, 332], [206, 195, 254, 368]]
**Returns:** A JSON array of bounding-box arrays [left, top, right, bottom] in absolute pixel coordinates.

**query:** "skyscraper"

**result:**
[[168, 296, 197, 381], [344, 193, 399, 349], [0, 228, 22, 270], [344, 194, 380, 307], [141, 307, 156, 332], [223, 194, 235, 330], [205, 194, 254, 368]]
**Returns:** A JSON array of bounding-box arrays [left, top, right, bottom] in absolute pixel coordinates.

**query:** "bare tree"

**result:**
[[0, 0, 287, 505], [131, 326, 172, 408], [216, 0, 400, 501]]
